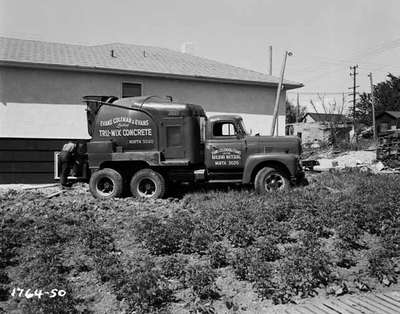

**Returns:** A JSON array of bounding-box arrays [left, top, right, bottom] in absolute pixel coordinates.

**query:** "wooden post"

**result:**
[[268, 45, 273, 75], [368, 72, 377, 141], [270, 51, 291, 136]]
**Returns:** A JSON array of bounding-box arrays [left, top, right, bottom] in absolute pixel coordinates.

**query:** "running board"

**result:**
[[208, 179, 242, 184]]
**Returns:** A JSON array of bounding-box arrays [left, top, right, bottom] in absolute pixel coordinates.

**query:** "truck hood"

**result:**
[[245, 135, 301, 155]]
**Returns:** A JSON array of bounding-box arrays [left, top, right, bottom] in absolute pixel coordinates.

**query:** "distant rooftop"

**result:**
[[302, 113, 350, 123], [0, 37, 303, 89], [377, 111, 400, 119]]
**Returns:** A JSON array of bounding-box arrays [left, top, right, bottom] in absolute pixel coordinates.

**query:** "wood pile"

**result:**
[[377, 130, 400, 169]]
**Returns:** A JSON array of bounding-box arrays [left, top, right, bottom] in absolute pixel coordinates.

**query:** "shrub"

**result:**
[[116, 257, 173, 312], [158, 254, 189, 279], [133, 211, 203, 255], [260, 233, 332, 304], [184, 262, 219, 300], [207, 241, 230, 269], [252, 236, 281, 263], [231, 236, 279, 282], [231, 247, 255, 280], [133, 214, 184, 255], [368, 247, 397, 284]]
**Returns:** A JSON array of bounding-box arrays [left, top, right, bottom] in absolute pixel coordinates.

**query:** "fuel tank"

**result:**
[[245, 135, 302, 155]]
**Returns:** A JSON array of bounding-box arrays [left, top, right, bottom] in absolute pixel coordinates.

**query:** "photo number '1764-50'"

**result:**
[[10, 288, 66, 299]]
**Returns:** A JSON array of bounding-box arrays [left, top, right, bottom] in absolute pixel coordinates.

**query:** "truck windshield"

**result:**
[[238, 120, 249, 135]]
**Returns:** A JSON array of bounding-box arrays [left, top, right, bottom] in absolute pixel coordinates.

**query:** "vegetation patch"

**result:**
[[1, 171, 400, 312]]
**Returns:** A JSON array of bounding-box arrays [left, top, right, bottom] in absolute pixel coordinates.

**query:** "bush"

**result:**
[[231, 236, 279, 282], [252, 236, 281, 263], [207, 241, 230, 269], [258, 233, 332, 304], [158, 254, 189, 279], [116, 257, 173, 312], [184, 262, 219, 300], [368, 247, 398, 285], [133, 214, 188, 255], [133, 211, 216, 255], [231, 247, 255, 280]]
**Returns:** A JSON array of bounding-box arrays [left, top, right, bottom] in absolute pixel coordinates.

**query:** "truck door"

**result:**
[[205, 120, 245, 170]]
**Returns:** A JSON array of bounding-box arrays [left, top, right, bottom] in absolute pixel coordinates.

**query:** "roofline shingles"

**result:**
[[0, 36, 303, 88]]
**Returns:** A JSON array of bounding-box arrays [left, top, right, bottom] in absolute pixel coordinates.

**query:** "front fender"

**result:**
[[242, 153, 298, 184]]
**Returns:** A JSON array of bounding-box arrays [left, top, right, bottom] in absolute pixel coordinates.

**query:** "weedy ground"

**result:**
[[1, 170, 400, 313]]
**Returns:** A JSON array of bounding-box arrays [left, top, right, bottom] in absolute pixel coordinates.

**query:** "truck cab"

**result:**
[[81, 96, 305, 199]]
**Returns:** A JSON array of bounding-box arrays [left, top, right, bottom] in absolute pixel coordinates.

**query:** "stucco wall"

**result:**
[[0, 66, 285, 114], [0, 65, 287, 135]]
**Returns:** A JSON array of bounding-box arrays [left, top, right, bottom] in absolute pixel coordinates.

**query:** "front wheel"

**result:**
[[254, 167, 289, 194], [130, 169, 166, 199], [89, 168, 123, 199]]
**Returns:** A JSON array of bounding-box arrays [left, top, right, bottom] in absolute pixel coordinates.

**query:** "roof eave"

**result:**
[[377, 111, 400, 119], [0, 60, 303, 89]]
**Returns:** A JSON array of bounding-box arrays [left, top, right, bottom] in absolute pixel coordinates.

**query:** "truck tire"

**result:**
[[130, 169, 166, 199], [89, 168, 123, 199], [254, 167, 289, 194]]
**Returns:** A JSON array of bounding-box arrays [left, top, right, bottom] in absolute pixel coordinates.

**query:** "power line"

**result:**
[[292, 57, 400, 70], [288, 38, 400, 82]]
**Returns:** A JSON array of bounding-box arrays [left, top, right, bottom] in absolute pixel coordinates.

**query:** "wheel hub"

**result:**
[[264, 174, 284, 191], [137, 178, 156, 197], [97, 178, 114, 196]]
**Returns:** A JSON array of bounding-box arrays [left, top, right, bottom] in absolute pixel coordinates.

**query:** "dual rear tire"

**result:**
[[89, 168, 165, 200]]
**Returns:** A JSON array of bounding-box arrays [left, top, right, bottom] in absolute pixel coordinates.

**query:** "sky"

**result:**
[[1, 0, 400, 112]]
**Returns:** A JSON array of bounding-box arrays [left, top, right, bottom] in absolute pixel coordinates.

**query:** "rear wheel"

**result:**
[[89, 168, 123, 199], [130, 169, 166, 199], [254, 167, 289, 194]]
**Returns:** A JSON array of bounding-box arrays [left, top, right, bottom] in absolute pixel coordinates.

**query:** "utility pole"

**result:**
[[268, 45, 273, 75], [296, 92, 300, 123], [270, 51, 292, 136], [341, 92, 345, 115], [349, 65, 359, 142], [368, 72, 377, 141]]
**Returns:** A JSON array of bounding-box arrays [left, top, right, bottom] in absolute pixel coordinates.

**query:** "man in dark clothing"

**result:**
[[58, 141, 76, 188]]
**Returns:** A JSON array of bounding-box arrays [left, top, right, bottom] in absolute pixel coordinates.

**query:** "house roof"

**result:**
[[0, 37, 303, 89], [302, 113, 350, 123], [376, 111, 400, 119]]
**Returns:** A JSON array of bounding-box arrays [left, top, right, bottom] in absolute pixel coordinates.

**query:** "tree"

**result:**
[[353, 92, 373, 126], [285, 100, 306, 124], [352, 73, 400, 126]]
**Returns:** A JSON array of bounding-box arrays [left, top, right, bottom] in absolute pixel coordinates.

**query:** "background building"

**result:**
[[0, 37, 302, 183], [376, 111, 400, 134], [286, 113, 352, 145]]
